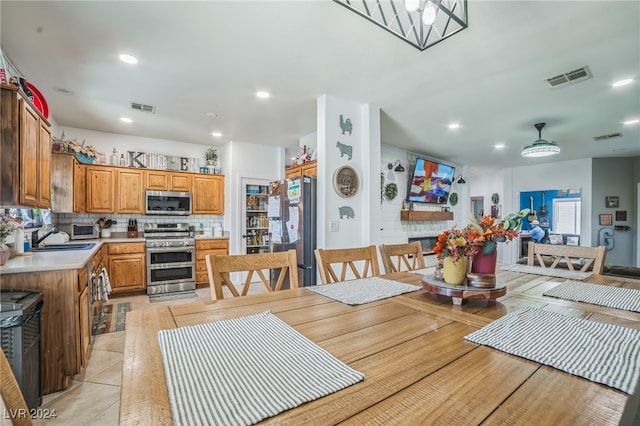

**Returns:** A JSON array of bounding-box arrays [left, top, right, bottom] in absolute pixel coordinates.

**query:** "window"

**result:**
[[553, 199, 580, 234], [1, 209, 51, 228]]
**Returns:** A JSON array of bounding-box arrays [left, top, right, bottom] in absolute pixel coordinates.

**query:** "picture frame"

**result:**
[[616, 210, 627, 221], [605, 196, 619, 208], [599, 214, 612, 226], [333, 165, 359, 198]]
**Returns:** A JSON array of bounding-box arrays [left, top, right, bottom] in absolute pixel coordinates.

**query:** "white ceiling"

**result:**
[[1, 1, 638, 170]]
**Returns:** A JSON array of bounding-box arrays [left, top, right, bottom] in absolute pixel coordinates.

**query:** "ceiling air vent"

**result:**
[[545, 66, 593, 88], [593, 132, 622, 141], [130, 102, 156, 113]]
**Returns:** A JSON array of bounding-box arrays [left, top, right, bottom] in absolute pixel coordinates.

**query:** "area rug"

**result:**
[[543, 280, 640, 312], [93, 302, 131, 335], [465, 306, 640, 394], [148, 290, 199, 303], [500, 264, 592, 280], [306, 277, 419, 305], [158, 311, 364, 426]]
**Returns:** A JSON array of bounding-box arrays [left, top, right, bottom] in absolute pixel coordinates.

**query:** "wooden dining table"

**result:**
[[119, 269, 640, 425]]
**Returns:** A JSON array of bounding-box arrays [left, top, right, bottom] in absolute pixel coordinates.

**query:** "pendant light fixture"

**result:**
[[521, 122, 560, 158]]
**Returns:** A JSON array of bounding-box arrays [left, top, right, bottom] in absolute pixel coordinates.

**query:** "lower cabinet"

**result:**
[[195, 239, 229, 284], [78, 284, 90, 369], [107, 242, 146, 293]]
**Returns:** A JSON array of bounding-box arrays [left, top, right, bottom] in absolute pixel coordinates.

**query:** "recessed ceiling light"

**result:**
[[120, 117, 132, 123], [211, 132, 223, 137], [119, 54, 138, 65], [494, 143, 505, 149], [448, 123, 460, 130], [623, 119, 639, 126], [256, 91, 270, 99], [612, 78, 633, 87], [206, 112, 218, 117]]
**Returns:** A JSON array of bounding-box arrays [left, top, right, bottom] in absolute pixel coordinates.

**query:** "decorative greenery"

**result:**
[[449, 192, 458, 206], [384, 183, 398, 200], [0, 213, 23, 246], [491, 193, 500, 205], [204, 147, 218, 163]]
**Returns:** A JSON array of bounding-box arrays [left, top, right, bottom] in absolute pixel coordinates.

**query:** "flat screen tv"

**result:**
[[407, 158, 456, 204]]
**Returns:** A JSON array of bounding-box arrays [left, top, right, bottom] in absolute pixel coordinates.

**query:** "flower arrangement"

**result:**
[[0, 213, 23, 247], [204, 147, 218, 163], [433, 227, 476, 263], [434, 208, 531, 261]]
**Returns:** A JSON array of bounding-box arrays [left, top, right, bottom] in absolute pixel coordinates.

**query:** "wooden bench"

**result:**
[[527, 242, 607, 275]]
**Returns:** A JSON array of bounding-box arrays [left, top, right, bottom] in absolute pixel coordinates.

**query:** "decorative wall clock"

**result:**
[[333, 166, 359, 198]]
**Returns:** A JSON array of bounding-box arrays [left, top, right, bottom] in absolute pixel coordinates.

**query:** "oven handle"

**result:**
[[146, 246, 195, 253], [149, 262, 195, 270]]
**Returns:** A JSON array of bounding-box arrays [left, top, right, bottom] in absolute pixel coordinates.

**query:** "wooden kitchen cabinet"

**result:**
[[285, 160, 317, 179], [117, 168, 144, 213], [192, 174, 224, 214], [86, 166, 116, 213], [195, 239, 229, 284], [51, 153, 86, 213], [146, 170, 192, 192], [77, 268, 90, 370], [107, 242, 146, 293], [0, 84, 52, 208]]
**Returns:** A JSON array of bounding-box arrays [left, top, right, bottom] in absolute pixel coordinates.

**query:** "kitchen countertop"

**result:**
[[0, 241, 105, 274]]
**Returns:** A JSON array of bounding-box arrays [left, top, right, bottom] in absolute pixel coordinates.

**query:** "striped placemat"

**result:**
[[465, 306, 640, 393], [158, 311, 364, 426], [544, 280, 640, 312], [500, 263, 593, 280], [307, 277, 419, 305]]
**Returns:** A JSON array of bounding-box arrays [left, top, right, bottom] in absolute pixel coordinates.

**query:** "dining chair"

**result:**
[[206, 250, 299, 300], [1, 349, 32, 426], [314, 245, 380, 284], [379, 241, 426, 274]]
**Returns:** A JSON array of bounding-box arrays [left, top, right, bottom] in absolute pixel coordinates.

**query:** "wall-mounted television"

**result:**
[[407, 157, 456, 204]]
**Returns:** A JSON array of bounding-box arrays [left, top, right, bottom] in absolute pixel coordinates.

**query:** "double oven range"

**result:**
[[144, 223, 195, 295]]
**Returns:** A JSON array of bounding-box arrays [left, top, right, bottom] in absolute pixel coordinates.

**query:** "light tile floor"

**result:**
[[32, 284, 267, 425]]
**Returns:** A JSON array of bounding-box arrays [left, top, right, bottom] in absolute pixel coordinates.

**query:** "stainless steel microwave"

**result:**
[[145, 191, 192, 216], [71, 223, 99, 240]]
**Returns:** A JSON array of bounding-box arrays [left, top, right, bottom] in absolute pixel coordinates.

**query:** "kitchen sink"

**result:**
[[31, 243, 97, 252]]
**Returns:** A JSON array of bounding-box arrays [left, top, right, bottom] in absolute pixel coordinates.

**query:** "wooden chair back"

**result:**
[[379, 241, 426, 274], [527, 242, 607, 275], [1, 349, 32, 426], [314, 245, 380, 284], [206, 250, 299, 300]]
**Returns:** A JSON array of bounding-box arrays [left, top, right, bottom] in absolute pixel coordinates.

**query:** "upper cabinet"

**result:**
[[192, 174, 224, 214], [86, 166, 116, 213], [0, 84, 51, 208], [51, 153, 86, 213], [145, 170, 191, 192], [285, 160, 317, 179], [117, 169, 144, 213]]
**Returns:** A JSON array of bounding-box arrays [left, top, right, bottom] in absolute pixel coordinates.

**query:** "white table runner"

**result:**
[[158, 311, 364, 426], [307, 277, 419, 305]]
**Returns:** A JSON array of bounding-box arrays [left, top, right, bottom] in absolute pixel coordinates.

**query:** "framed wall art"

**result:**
[[605, 196, 619, 208], [599, 214, 612, 226], [616, 210, 627, 221], [333, 165, 359, 198]]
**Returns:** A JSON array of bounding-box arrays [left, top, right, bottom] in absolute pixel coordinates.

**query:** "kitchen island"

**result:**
[[1, 242, 107, 393]]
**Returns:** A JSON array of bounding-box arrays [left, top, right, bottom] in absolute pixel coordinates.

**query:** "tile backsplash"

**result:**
[[53, 213, 224, 234]]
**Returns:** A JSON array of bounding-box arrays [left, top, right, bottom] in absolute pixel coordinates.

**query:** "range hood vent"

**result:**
[[593, 132, 622, 141], [130, 102, 156, 113], [545, 66, 593, 87]]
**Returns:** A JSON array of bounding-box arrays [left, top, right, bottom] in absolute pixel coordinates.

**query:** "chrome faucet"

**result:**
[[32, 227, 58, 248]]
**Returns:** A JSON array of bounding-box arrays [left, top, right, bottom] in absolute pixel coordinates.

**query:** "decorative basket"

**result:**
[[69, 150, 94, 164]]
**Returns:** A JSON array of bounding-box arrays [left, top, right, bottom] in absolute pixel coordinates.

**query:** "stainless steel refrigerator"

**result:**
[[267, 176, 317, 287]]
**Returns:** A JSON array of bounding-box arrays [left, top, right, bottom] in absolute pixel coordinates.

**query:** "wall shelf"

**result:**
[[400, 211, 453, 221]]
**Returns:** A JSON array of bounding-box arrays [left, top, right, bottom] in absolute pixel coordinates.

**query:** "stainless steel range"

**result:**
[[144, 223, 195, 295]]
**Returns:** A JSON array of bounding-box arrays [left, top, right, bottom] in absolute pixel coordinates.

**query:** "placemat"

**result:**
[[158, 311, 364, 426], [465, 306, 640, 393], [544, 280, 640, 312], [307, 277, 419, 305], [408, 267, 436, 276], [500, 263, 592, 280]]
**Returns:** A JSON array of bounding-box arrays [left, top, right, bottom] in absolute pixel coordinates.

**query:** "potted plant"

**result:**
[[204, 147, 218, 166]]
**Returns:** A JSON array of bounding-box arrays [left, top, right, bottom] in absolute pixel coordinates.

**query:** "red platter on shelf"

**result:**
[[25, 82, 48, 119]]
